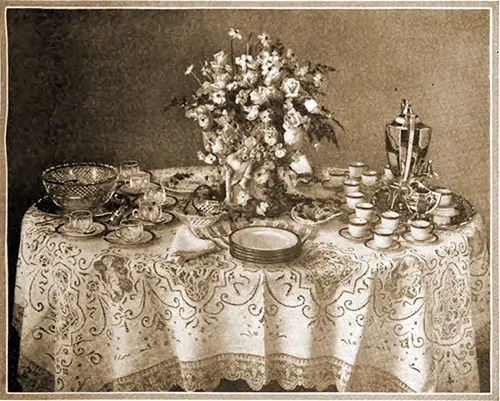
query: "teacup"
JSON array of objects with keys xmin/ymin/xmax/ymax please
[
  {"xmin": 132, "ymin": 201, "xmax": 163, "ymax": 223},
  {"xmin": 361, "ymin": 170, "xmax": 379, "ymax": 187},
  {"xmin": 67, "ymin": 210, "xmax": 94, "ymax": 234},
  {"xmin": 116, "ymin": 219, "xmax": 144, "ymax": 243},
  {"xmin": 373, "ymin": 228, "xmax": 395, "ymax": 249},
  {"xmin": 343, "ymin": 179, "xmax": 360, "ymax": 194},
  {"xmin": 349, "ymin": 162, "xmax": 367, "ymax": 179},
  {"xmin": 346, "ymin": 191, "xmax": 365, "ymax": 209},
  {"xmin": 348, "ymin": 217, "xmax": 369, "ymax": 238},
  {"xmin": 435, "ymin": 188, "xmax": 453, "ymax": 207},
  {"xmin": 432, "ymin": 214, "xmax": 452, "ymax": 226},
  {"xmin": 126, "ymin": 172, "xmax": 150, "ymax": 190},
  {"xmin": 120, "ymin": 160, "xmax": 140, "ymax": 179},
  {"xmin": 355, "ymin": 202, "xmax": 375, "ymax": 221},
  {"xmin": 327, "ymin": 168, "xmax": 348, "ymax": 187},
  {"xmin": 384, "ymin": 165, "xmax": 395, "ymax": 181},
  {"xmin": 143, "ymin": 186, "xmax": 168, "ymax": 204},
  {"xmin": 380, "ymin": 210, "xmax": 400, "ymax": 231},
  {"xmin": 410, "ymin": 220, "xmax": 434, "ymax": 241}
]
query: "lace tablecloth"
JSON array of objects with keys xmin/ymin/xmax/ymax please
[{"xmin": 13, "ymin": 197, "xmax": 490, "ymax": 393}]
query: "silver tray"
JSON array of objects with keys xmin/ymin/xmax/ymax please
[{"xmin": 372, "ymin": 187, "xmax": 475, "ymax": 228}]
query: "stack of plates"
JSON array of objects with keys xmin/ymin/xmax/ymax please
[{"xmin": 229, "ymin": 226, "xmax": 302, "ymax": 264}]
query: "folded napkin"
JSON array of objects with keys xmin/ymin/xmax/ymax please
[{"xmin": 167, "ymin": 226, "xmax": 217, "ymax": 263}]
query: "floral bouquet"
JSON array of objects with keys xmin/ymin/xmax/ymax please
[{"xmin": 175, "ymin": 29, "xmax": 342, "ymax": 217}]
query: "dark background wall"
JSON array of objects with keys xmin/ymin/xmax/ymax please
[{"xmin": 6, "ymin": 8, "xmax": 490, "ymax": 390}]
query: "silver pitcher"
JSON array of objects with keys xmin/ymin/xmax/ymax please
[
  {"xmin": 375, "ymin": 99, "xmax": 441, "ymax": 220},
  {"xmin": 386, "ymin": 99, "xmax": 432, "ymax": 181}
]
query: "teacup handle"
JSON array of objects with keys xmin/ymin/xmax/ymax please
[{"xmin": 132, "ymin": 209, "xmax": 140, "ymax": 219}]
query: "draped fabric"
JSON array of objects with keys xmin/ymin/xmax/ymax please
[{"xmin": 13, "ymin": 199, "xmax": 489, "ymax": 393}]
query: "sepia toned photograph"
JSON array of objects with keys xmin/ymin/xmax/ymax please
[{"xmin": 1, "ymin": 1, "xmax": 498, "ymax": 398}]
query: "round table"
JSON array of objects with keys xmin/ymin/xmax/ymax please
[{"xmin": 12, "ymin": 177, "xmax": 490, "ymax": 393}]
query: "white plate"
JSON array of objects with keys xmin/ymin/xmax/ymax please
[
  {"xmin": 104, "ymin": 229, "xmax": 155, "ymax": 245},
  {"xmin": 161, "ymin": 166, "xmax": 222, "ymax": 194},
  {"xmin": 402, "ymin": 232, "xmax": 439, "ymax": 245},
  {"xmin": 57, "ymin": 222, "xmax": 107, "ymax": 238},
  {"xmin": 229, "ymin": 226, "xmax": 300, "ymax": 252},
  {"xmin": 364, "ymin": 239, "xmax": 401, "ymax": 252}
]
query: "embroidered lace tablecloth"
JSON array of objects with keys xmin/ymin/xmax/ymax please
[{"xmin": 13, "ymin": 200, "xmax": 490, "ymax": 393}]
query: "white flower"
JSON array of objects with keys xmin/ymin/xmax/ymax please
[
  {"xmin": 284, "ymin": 129, "xmax": 301, "ymax": 145},
  {"xmin": 313, "ymin": 71, "xmax": 324, "ymax": 87},
  {"xmin": 211, "ymin": 139, "xmax": 224, "ymax": 154},
  {"xmin": 229, "ymin": 28, "xmax": 242, "ymax": 40},
  {"xmin": 250, "ymin": 87, "xmax": 269, "ymax": 105},
  {"xmin": 235, "ymin": 55, "xmax": 254, "ymax": 72},
  {"xmin": 184, "ymin": 64, "xmax": 194, "ymax": 75},
  {"xmin": 264, "ymin": 134, "xmax": 277, "ymax": 146},
  {"xmin": 211, "ymin": 51, "xmax": 229, "ymax": 72},
  {"xmin": 282, "ymin": 78, "xmax": 301, "ymax": 98},
  {"xmin": 290, "ymin": 154, "xmax": 313, "ymax": 174},
  {"xmin": 256, "ymin": 201, "xmax": 269, "ymax": 216},
  {"xmin": 285, "ymin": 108, "xmax": 306, "ymax": 128},
  {"xmin": 258, "ymin": 32, "xmax": 271, "ymax": 48},
  {"xmin": 296, "ymin": 65, "xmax": 309, "ymax": 77},
  {"xmin": 198, "ymin": 114, "xmax": 213, "ymax": 130},
  {"xmin": 263, "ymin": 67, "xmax": 282, "ymax": 86},
  {"xmin": 237, "ymin": 190, "xmax": 251, "ymax": 206},
  {"xmin": 244, "ymin": 136, "xmax": 258, "ymax": 149},
  {"xmin": 235, "ymin": 89, "xmax": 250, "ymax": 105},
  {"xmin": 245, "ymin": 105, "xmax": 259, "ymax": 121},
  {"xmin": 197, "ymin": 151, "xmax": 205, "ymax": 161},
  {"xmin": 204, "ymin": 153, "xmax": 217, "ymax": 165},
  {"xmin": 304, "ymin": 99, "xmax": 319, "ymax": 113},
  {"xmin": 259, "ymin": 110, "xmax": 272, "ymax": 123},
  {"xmin": 211, "ymin": 90, "xmax": 226, "ymax": 105},
  {"xmin": 275, "ymin": 145, "xmax": 287, "ymax": 158},
  {"xmin": 226, "ymin": 81, "xmax": 238, "ymax": 91},
  {"xmin": 242, "ymin": 70, "xmax": 259, "ymax": 86}
]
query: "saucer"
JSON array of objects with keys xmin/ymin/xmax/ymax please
[
  {"xmin": 138, "ymin": 194, "xmax": 178, "ymax": 208},
  {"xmin": 57, "ymin": 222, "xmax": 107, "ymax": 238},
  {"xmin": 364, "ymin": 239, "xmax": 401, "ymax": 252},
  {"xmin": 373, "ymin": 223, "xmax": 406, "ymax": 235},
  {"xmin": 347, "ymin": 213, "xmax": 380, "ymax": 224},
  {"xmin": 119, "ymin": 182, "xmax": 160, "ymax": 196},
  {"xmin": 402, "ymin": 232, "xmax": 438, "ymax": 245},
  {"xmin": 137, "ymin": 212, "xmax": 174, "ymax": 226},
  {"xmin": 104, "ymin": 229, "xmax": 155, "ymax": 245},
  {"xmin": 339, "ymin": 227, "xmax": 372, "ymax": 242}
]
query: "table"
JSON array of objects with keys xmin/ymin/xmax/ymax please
[{"xmin": 12, "ymin": 175, "xmax": 490, "ymax": 393}]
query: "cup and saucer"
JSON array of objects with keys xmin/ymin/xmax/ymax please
[
  {"xmin": 56, "ymin": 210, "xmax": 107, "ymax": 238},
  {"xmin": 104, "ymin": 219, "xmax": 155, "ymax": 245},
  {"xmin": 119, "ymin": 172, "xmax": 160, "ymax": 196},
  {"xmin": 339, "ymin": 217, "xmax": 373, "ymax": 242},
  {"xmin": 348, "ymin": 202, "xmax": 380, "ymax": 225},
  {"xmin": 364, "ymin": 227, "xmax": 402, "ymax": 252},
  {"xmin": 132, "ymin": 202, "xmax": 175, "ymax": 226},
  {"xmin": 401, "ymin": 220, "xmax": 438, "ymax": 245}
]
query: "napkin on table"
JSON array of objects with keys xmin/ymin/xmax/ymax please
[{"xmin": 167, "ymin": 225, "xmax": 217, "ymax": 263}]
